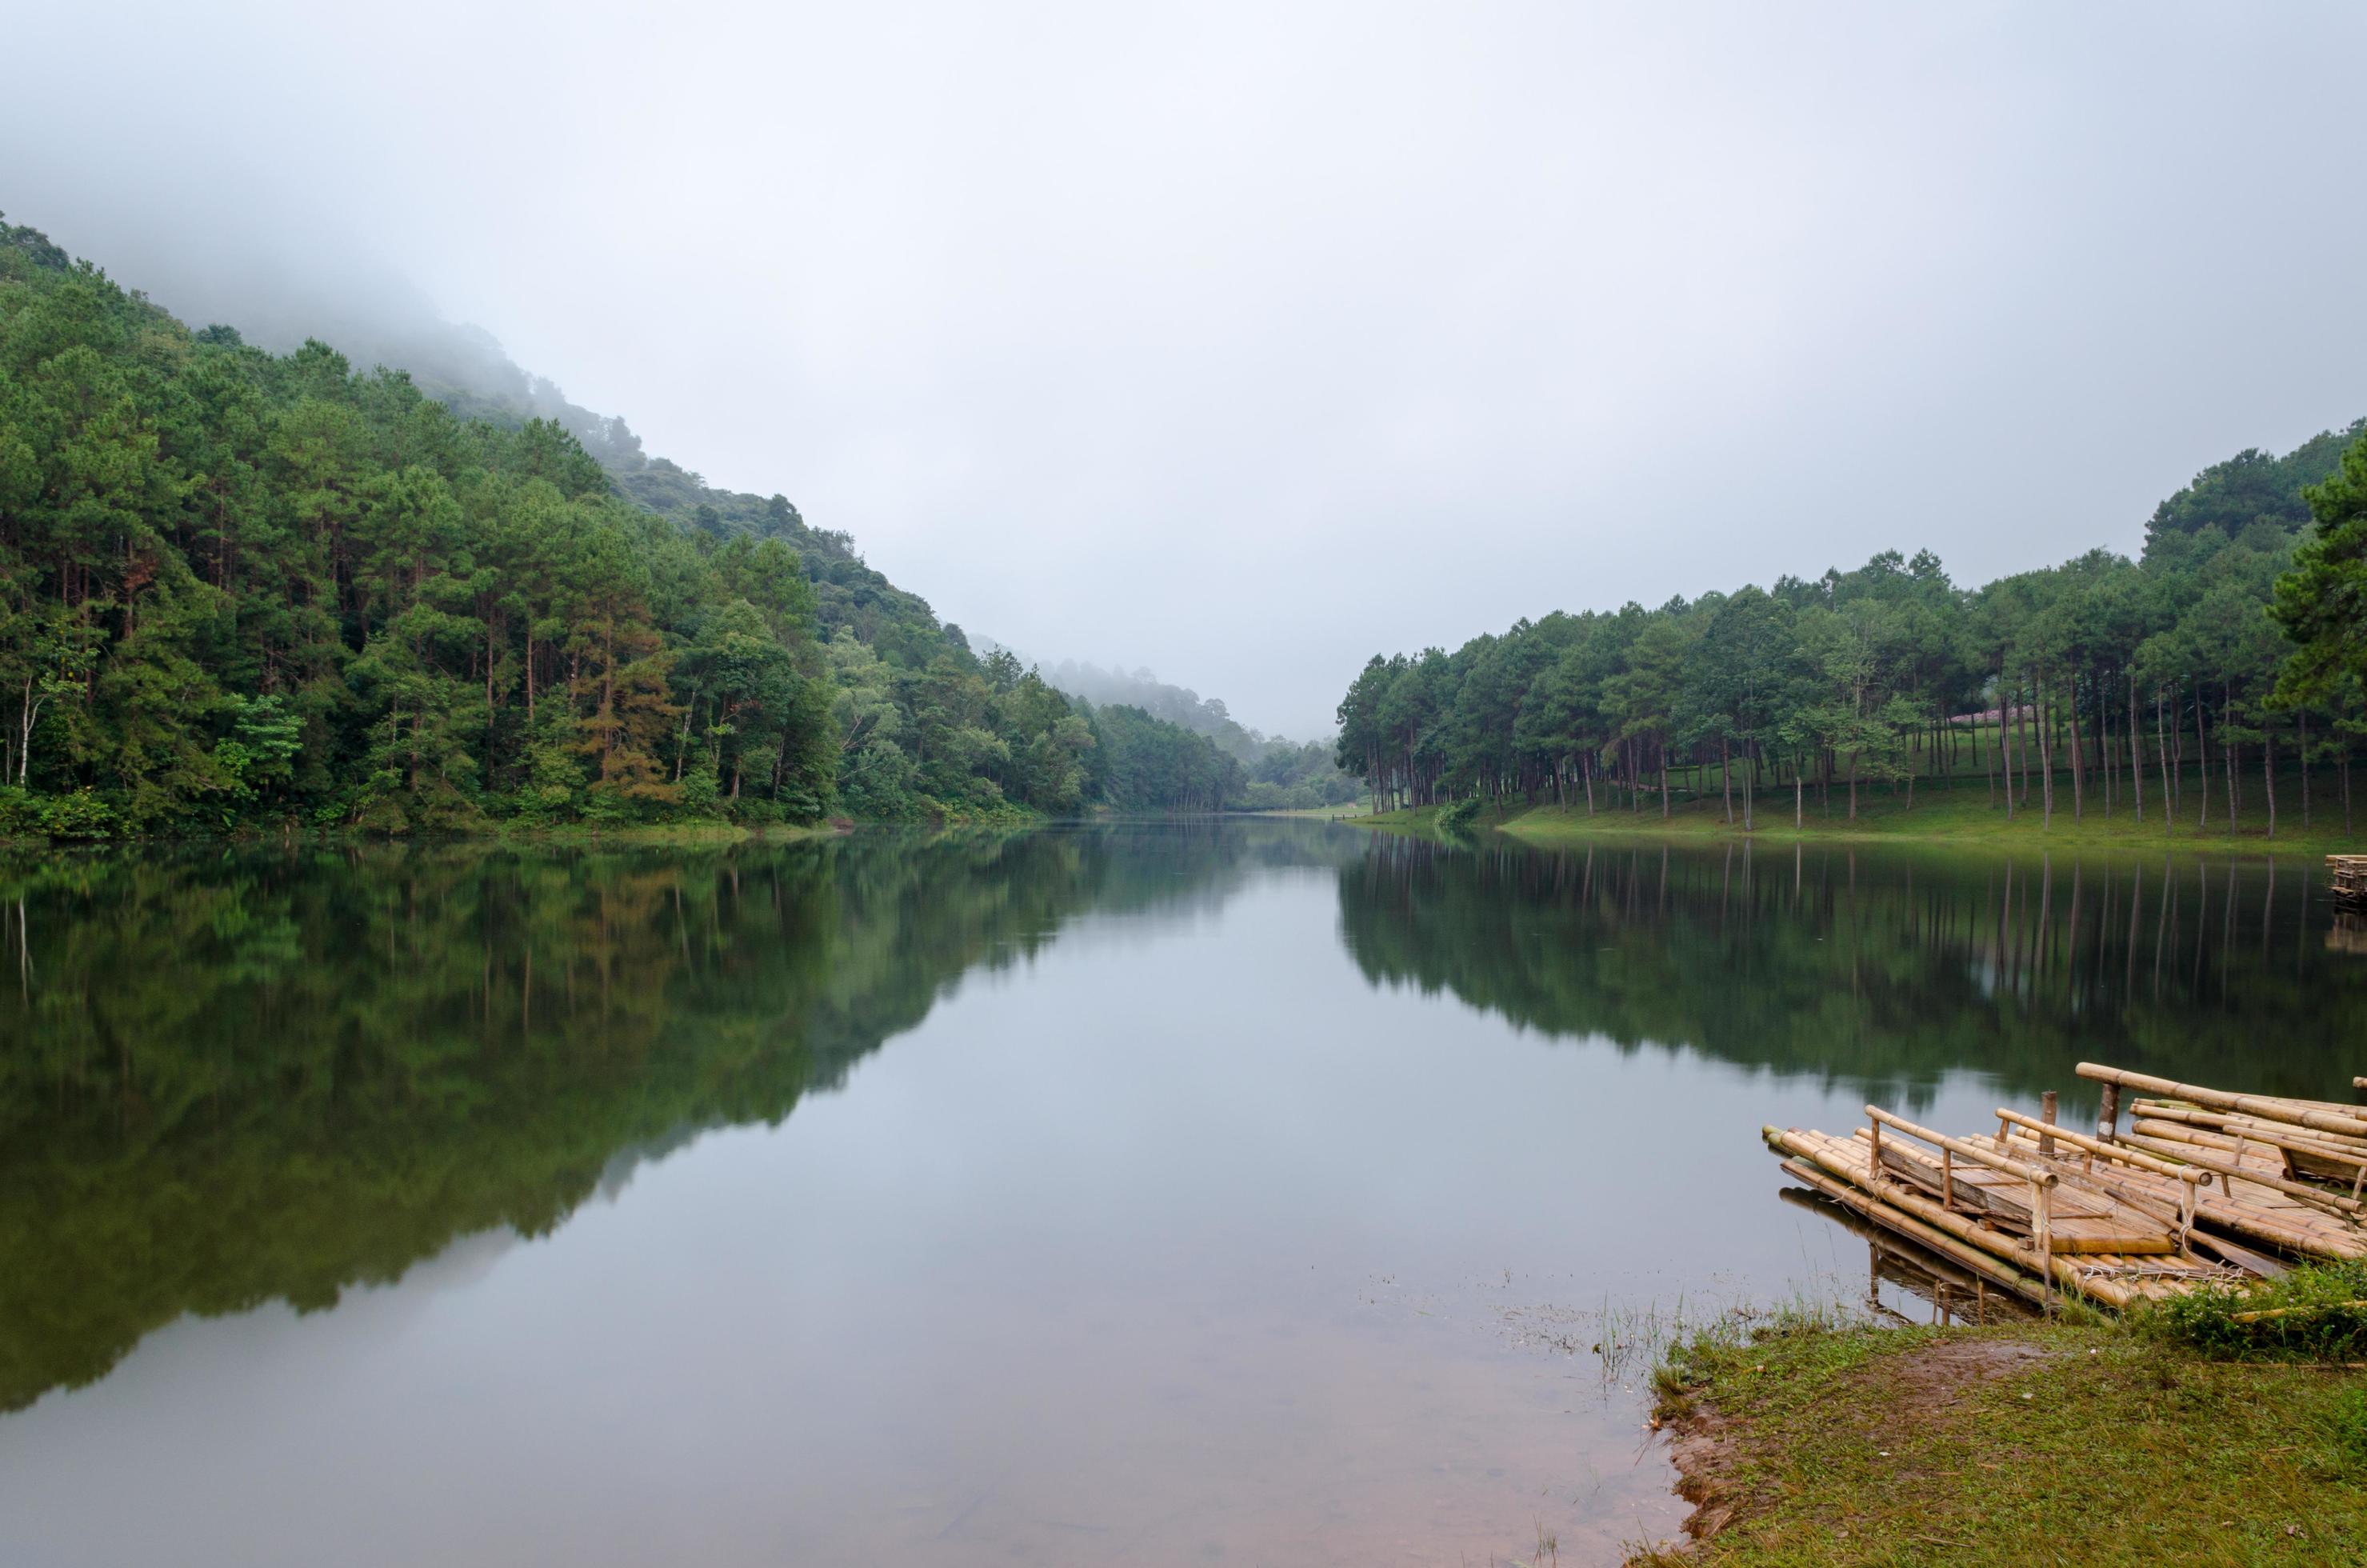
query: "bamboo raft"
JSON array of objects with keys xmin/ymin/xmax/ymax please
[
  {"xmin": 1764, "ymin": 1062, "xmax": 2367, "ymax": 1312},
  {"xmin": 1780, "ymin": 1187, "xmax": 2037, "ymax": 1325},
  {"xmin": 2332, "ymin": 855, "xmax": 2367, "ymax": 909}
]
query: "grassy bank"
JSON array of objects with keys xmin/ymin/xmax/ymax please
[
  {"xmin": 0, "ymin": 819, "xmax": 858, "ymax": 854},
  {"xmin": 1350, "ymin": 764, "xmax": 2367, "ymax": 858},
  {"xmin": 1235, "ymin": 804, "xmax": 1373, "ymax": 820},
  {"xmin": 1637, "ymin": 1316, "xmax": 2367, "ymax": 1565}
]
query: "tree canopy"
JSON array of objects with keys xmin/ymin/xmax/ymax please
[
  {"xmin": 1335, "ymin": 427, "xmax": 2367, "ymax": 838},
  {"xmin": 0, "ymin": 214, "xmax": 1242, "ymax": 832}
]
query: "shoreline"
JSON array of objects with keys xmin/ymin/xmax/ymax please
[
  {"xmin": 1347, "ymin": 795, "xmax": 2367, "ymax": 860},
  {"xmin": 0, "ymin": 819, "xmax": 855, "ymax": 854}
]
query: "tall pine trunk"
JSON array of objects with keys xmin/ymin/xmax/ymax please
[
  {"xmin": 2067, "ymin": 679, "xmax": 2085, "ymax": 823},
  {"xmin": 2222, "ymin": 684, "xmax": 2238, "ymax": 829},
  {"xmin": 2101, "ymin": 688, "xmax": 2113, "ymax": 818},
  {"xmin": 2129, "ymin": 677, "xmax": 2144, "ymax": 823},
  {"xmin": 2265, "ymin": 722, "xmax": 2277, "ymax": 839},
  {"xmin": 1985, "ymin": 710, "xmax": 1997, "ymax": 809},
  {"xmin": 2195, "ymin": 693, "xmax": 2209, "ymax": 830},
  {"xmin": 2016, "ymin": 686, "xmax": 2033, "ymax": 807},
  {"xmin": 2036, "ymin": 678, "xmax": 2055, "ymax": 829},
  {"xmin": 2301, "ymin": 711, "xmax": 2311, "ymax": 829}
]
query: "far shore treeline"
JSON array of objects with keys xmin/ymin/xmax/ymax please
[
  {"xmin": 1334, "ymin": 421, "xmax": 2367, "ymax": 838},
  {"xmin": 0, "ymin": 216, "xmax": 1358, "ymax": 838}
]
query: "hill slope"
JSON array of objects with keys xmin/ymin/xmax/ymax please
[{"xmin": 0, "ymin": 213, "xmax": 1241, "ymax": 830}]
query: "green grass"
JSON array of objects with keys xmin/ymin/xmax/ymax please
[
  {"xmin": 1637, "ymin": 1310, "xmax": 2367, "ymax": 1566},
  {"xmin": 1352, "ymin": 757, "xmax": 2367, "ymax": 858}
]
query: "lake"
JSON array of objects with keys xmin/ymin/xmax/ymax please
[{"xmin": 2, "ymin": 823, "xmax": 2359, "ymax": 1565}]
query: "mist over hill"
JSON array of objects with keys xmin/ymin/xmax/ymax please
[
  {"xmin": 84, "ymin": 221, "xmax": 1313, "ymax": 754},
  {"xmin": 0, "ymin": 212, "xmax": 1267, "ymax": 826}
]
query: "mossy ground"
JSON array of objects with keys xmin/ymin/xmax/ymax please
[{"xmin": 1635, "ymin": 1314, "xmax": 2367, "ymax": 1567}]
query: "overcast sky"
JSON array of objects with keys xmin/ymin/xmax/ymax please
[{"xmin": 10, "ymin": 2, "xmax": 2365, "ymax": 736}]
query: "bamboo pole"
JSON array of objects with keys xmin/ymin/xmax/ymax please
[
  {"xmin": 1781, "ymin": 1186, "xmax": 2035, "ymax": 1321},
  {"xmin": 1778, "ymin": 1158, "xmax": 2052, "ymax": 1310},
  {"xmin": 1858, "ymin": 1128, "xmax": 2066, "ymax": 1230},
  {"xmin": 2118, "ymin": 1131, "xmax": 2367, "ymax": 1219},
  {"xmin": 1765, "ymin": 1126, "xmax": 2104, "ymax": 1306},
  {"xmin": 1867, "ymin": 1106, "xmax": 2058, "ymax": 1189},
  {"xmin": 2001, "ymin": 1117, "xmax": 2203, "ymax": 1254},
  {"xmin": 1998, "ymin": 1110, "xmax": 2208, "ymax": 1188},
  {"xmin": 2032, "ymin": 1174, "xmax": 2053, "ymax": 1307},
  {"xmin": 2136, "ymin": 1102, "xmax": 2367, "ymax": 1150},
  {"xmin": 2179, "ymin": 1198, "xmax": 2362, "ymax": 1262},
  {"xmin": 2131, "ymin": 1105, "xmax": 2367, "ymax": 1169},
  {"xmin": 2229, "ymin": 1299, "xmax": 2367, "ymax": 1325},
  {"xmin": 2076, "ymin": 1063, "xmax": 2367, "ymax": 1141}
]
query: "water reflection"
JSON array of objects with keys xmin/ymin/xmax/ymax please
[
  {"xmin": 0, "ymin": 824, "xmax": 2359, "ymax": 1566},
  {"xmin": 1778, "ymin": 1188, "xmax": 2037, "ymax": 1328},
  {"xmin": 0, "ymin": 826, "xmax": 1344, "ymax": 1413},
  {"xmin": 1339, "ymin": 835, "xmax": 2363, "ymax": 1109}
]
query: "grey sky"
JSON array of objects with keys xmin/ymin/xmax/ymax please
[{"xmin": 10, "ymin": 2, "xmax": 2365, "ymax": 737}]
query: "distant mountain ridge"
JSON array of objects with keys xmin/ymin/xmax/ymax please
[{"xmin": 1036, "ymin": 660, "xmax": 1282, "ymax": 760}]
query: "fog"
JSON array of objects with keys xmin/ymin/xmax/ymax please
[{"xmin": 9, "ymin": 2, "xmax": 2365, "ymax": 737}]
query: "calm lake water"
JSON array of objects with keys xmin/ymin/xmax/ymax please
[{"xmin": 2, "ymin": 822, "xmax": 2361, "ymax": 1565}]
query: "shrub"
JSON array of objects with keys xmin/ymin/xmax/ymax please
[
  {"xmin": 1437, "ymin": 795, "xmax": 1481, "ymax": 832},
  {"xmin": 2151, "ymin": 1260, "xmax": 2367, "ymax": 1361},
  {"xmin": 38, "ymin": 789, "xmax": 118, "ymax": 840}
]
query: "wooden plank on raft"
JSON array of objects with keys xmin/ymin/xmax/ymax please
[
  {"xmin": 1752, "ymin": 1071, "xmax": 2367, "ymax": 1312},
  {"xmin": 2077, "ymin": 1063, "xmax": 2367, "ymax": 1142},
  {"xmin": 1768, "ymin": 1127, "xmax": 2244, "ymax": 1310},
  {"xmin": 1851, "ymin": 1126, "xmax": 2177, "ymax": 1253},
  {"xmin": 1769, "ymin": 1129, "xmax": 2077, "ymax": 1300},
  {"xmin": 2121, "ymin": 1127, "xmax": 2367, "ymax": 1219},
  {"xmin": 1997, "ymin": 1128, "xmax": 2304, "ymax": 1273},
  {"xmin": 2131, "ymin": 1102, "xmax": 2367, "ymax": 1186}
]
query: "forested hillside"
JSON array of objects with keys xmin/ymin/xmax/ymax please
[
  {"xmin": 0, "ymin": 215, "xmax": 1241, "ymax": 833},
  {"xmin": 1335, "ymin": 422, "xmax": 2367, "ymax": 837},
  {"xmin": 1042, "ymin": 659, "xmax": 1273, "ymax": 756},
  {"xmin": 1042, "ymin": 658, "xmax": 1360, "ymax": 810}
]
